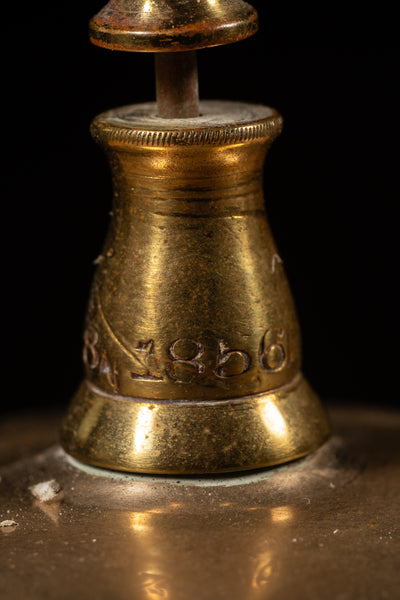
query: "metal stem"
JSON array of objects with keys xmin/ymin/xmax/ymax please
[{"xmin": 155, "ymin": 51, "xmax": 199, "ymax": 118}]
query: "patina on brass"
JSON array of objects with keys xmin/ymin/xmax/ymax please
[
  {"xmin": 89, "ymin": 0, "xmax": 259, "ymax": 52},
  {"xmin": 61, "ymin": 0, "xmax": 330, "ymax": 473},
  {"xmin": 89, "ymin": 0, "xmax": 259, "ymax": 118}
]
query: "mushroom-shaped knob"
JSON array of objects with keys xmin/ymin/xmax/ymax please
[{"xmin": 89, "ymin": 0, "xmax": 258, "ymax": 52}]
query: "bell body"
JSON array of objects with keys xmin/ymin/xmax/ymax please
[{"xmin": 61, "ymin": 101, "xmax": 330, "ymax": 473}]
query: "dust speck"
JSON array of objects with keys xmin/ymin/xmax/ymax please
[
  {"xmin": 93, "ymin": 254, "xmax": 104, "ymax": 265},
  {"xmin": 0, "ymin": 520, "xmax": 18, "ymax": 528},
  {"xmin": 29, "ymin": 480, "xmax": 63, "ymax": 503},
  {"xmin": 271, "ymin": 253, "xmax": 283, "ymax": 274}
]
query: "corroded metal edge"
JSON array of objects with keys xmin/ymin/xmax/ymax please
[{"xmin": 89, "ymin": 1, "xmax": 258, "ymax": 53}]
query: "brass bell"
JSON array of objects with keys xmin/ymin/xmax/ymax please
[{"xmin": 61, "ymin": 0, "xmax": 330, "ymax": 474}]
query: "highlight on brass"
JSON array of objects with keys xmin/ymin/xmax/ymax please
[
  {"xmin": 120, "ymin": 501, "xmax": 292, "ymax": 599},
  {"xmin": 89, "ymin": 0, "xmax": 259, "ymax": 52},
  {"xmin": 61, "ymin": 0, "xmax": 330, "ymax": 474}
]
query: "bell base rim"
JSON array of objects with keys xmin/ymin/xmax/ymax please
[{"xmin": 61, "ymin": 375, "xmax": 331, "ymax": 475}]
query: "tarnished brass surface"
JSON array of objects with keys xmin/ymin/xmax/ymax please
[
  {"xmin": 89, "ymin": 0, "xmax": 258, "ymax": 52},
  {"xmin": 61, "ymin": 101, "xmax": 330, "ymax": 473},
  {"xmin": 78, "ymin": 102, "xmax": 291, "ymax": 401},
  {"xmin": 1, "ymin": 406, "xmax": 399, "ymax": 599}
]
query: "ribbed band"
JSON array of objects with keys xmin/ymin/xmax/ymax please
[{"xmin": 91, "ymin": 100, "xmax": 283, "ymax": 148}]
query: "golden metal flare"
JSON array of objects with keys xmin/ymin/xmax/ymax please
[{"xmin": 61, "ymin": 101, "xmax": 330, "ymax": 473}]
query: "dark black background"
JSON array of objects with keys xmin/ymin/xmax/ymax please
[{"xmin": 2, "ymin": 2, "xmax": 399, "ymax": 416}]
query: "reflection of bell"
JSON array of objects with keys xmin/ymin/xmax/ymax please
[{"xmin": 60, "ymin": 0, "xmax": 330, "ymax": 474}]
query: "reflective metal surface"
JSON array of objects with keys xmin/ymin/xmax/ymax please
[
  {"xmin": 89, "ymin": 0, "xmax": 258, "ymax": 52},
  {"xmin": 62, "ymin": 374, "xmax": 330, "ymax": 474},
  {"xmin": 60, "ymin": 101, "xmax": 330, "ymax": 473},
  {"xmin": 1, "ymin": 406, "xmax": 399, "ymax": 599}
]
